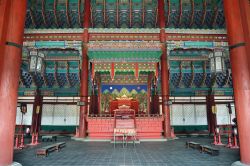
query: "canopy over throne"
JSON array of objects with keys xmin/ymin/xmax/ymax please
[{"xmin": 110, "ymin": 94, "xmax": 139, "ymax": 114}]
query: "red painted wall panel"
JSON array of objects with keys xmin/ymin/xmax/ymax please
[{"xmin": 87, "ymin": 117, "xmax": 163, "ymax": 139}]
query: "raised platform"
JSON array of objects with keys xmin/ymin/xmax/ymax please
[
  {"xmin": 71, "ymin": 137, "xmax": 111, "ymax": 142},
  {"xmin": 87, "ymin": 115, "xmax": 164, "ymax": 139},
  {"xmin": 71, "ymin": 137, "xmax": 171, "ymax": 142}
]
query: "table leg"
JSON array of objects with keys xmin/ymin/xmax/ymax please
[
  {"xmin": 122, "ymin": 135, "xmax": 124, "ymax": 148},
  {"xmin": 114, "ymin": 134, "xmax": 116, "ymax": 148}
]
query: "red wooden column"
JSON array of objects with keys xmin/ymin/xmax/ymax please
[
  {"xmin": 79, "ymin": 45, "xmax": 88, "ymax": 138},
  {"xmin": 147, "ymin": 73, "xmax": 153, "ymax": 114},
  {"xmin": 0, "ymin": 0, "xmax": 27, "ymax": 165},
  {"xmin": 223, "ymin": 0, "xmax": 250, "ymax": 165},
  {"xmin": 158, "ymin": 0, "xmax": 165, "ymax": 29},
  {"xmin": 79, "ymin": 0, "xmax": 91, "ymax": 138},
  {"xmin": 89, "ymin": 95, "xmax": 94, "ymax": 114},
  {"xmin": 89, "ymin": 77, "xmax": 94, "ymax": 114},
  {"xmin": 31, "ymin": 92, "xmax": 43, "ymax": 134},
  {"xmin": 93, "ymin": 95, "xmax": 98, "ymax": 114},
  {"xmin": 97, "ymin": 74, "xmax": 101, "ymax": 115},
  {"xmin": 206, "ymin": 95, "xmax": 216, "ymax": 134},
  {"xmin": 161, "ymin": 45, "xmax": 171, "ymax": 138},
  {"xmin": 239, "ymin": 0, "xmax": 250, "ymax": 66},
  {"xmin": 154, "ymin": 94, "xmax": 159, "ymax": 114},
  {"xmin": 89, "ymin": 94, "xmax": 93, "ymax": 114},
  {"xmin": 206, "ymin": 95, "xmax": 212, "ymax": 134},
  {"xmin": 151, "ymin": 88, "xmax": 159, "ymax": 114},
  {"xmin": 90, "ymin": 87, "xmax": 98, "ymax": 114},
  {"xmin": 0, "ymin": 0, "xmax": 10, "ymax": 55},
  {"xmin": 158, "ymin": 0, "xmax": 171, "ymax": 138}
]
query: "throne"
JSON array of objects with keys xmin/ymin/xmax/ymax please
[{"xmin": 110, "ymin": 95, "xmax": 139, "ymax": 114}]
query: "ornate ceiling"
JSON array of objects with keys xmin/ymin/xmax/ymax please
[
  {"xmin": 19, "ymin": 48, "xmax": 233, "ymax": 97},
  {"xmin": 19, "ymin": 49, "xmax": 81, "ymax": 96},
  {"xmin": 25, "ymin": 0, "xmax": 225, "ymax": 29},
  {"xmin": 168, "ymin": 49, "xmax": 232, "ymax": 96},
  {"xmin": 20, "ymin": 0, "xmax": 230, "ymax": 97}
]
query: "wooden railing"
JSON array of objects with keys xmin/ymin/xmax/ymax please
[{"xmin": 88, "ymin": 114, "xmax": 162, "ymax": 118}]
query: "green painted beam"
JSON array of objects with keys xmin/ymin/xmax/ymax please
[{"xmin": 88, "ymin": 51, "xmax": 162, "ymax": 62}]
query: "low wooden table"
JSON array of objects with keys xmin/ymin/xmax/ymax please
[
  {"xmin": 186, "ymin": 141, "xmax": 201, "ymax": 150},
  {"xmin": 200, "ymin": 145, "xmax": 219, "ymax": 156},
  {"xmin": 55, "ymin": 142, "xmax": 66, "ymax": 151},
  {"xmin": 36, "ymin": 142, "xmax": 66, "ymax": 157},
  {"xmin": 42, "ymin": 135, "xmax": 57, "ymax": 142},
  {"xmin": 36, "ymin": 145, "xmax": 57, "ymax": 157}
]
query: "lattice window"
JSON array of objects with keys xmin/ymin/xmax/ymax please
[
  {"xmin": 65, "ymin": 105, "xmax": 79, "ymax": 125},
  {"xmin": 41, "ymin": 104, "xmax": 54, "ymax": 125},
  {"xmin": 53, "ymin": 105, "xmax": 66, "ymax": 125},
  {"xmin": 41, "ymin": 104, "xmax": 79, "ymax": 126},
  {"xmin": 171, "ymin": 104, "xmax": 207, "ymax": 126},
  {"xmin": 216, "ymin": 104, "xmax": 236, "ymax": 125},
  {"xmin": 195, "ymin": 105, "xmax": 207, "ymax": 125},
  {"xmin": 171, "ymin": 104, "xmax": 184, "ymax": 125},
  {"xmin": 183, "ymin": 104, "xmax": 196, "ymax": 125}
]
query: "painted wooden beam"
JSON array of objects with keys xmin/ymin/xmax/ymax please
[
  {"xmin": 201, "ymin": 62, "xmax": 207, "ymax": 87},
  {"xmin": 66, "ymin": 62, "xmax": 71, "ymax": 87},
  {"xmin": 178, "ymin": 0, "xmax": 183, "ymax": 26},
  {"xmin": 189, "ymin": 62, "xmax": 195, "ymax": 87},
  {"xmin": 155, "ymin": 7, "xmax": 158, "ymax": 28},
  {"xmin": 53, "ymin": 0, "xmax": 59, "ymax": 27},
  {"xmin": 178, "ymin": 62, "xmax": 183, "ymax": 87},
  {"xmin": 212, "ymin": 6, "xmax": 218, "ymax": 28},
  {"xmin": 189, "ymin": 0, "xmax": 195, "ymax": 27},
  {"xmin": 42, "ymin": 70, "xmax": 48, "ymax": 87},
  {"xmin": 116, "ymin": 0, "xmax": 119, "ymax": 27},
  {"xmin": 83, "ymin": 0, "xmax": 91, "ymax": 28},
  {"xmin": 142, "ymin": 0, "xmax": 145, "ymax": 27},
  {"xmin": 23, "ymin": 32, "xmax": 227, "ymax": 42},
  {"xmin": 158, "ymin": 0, "xmax": 165, "ymax": 28},
  {"xmin": 103, "ymin": 0, "xmax": 107, "ymax": 27},
  {"xmin": 201, "ymin": 0, "xmax": 207, "ymax": 26},
  {"xmin": 166, "ymin": 0, "xmax": 171, "ymax": 27},
  {"xmin": 78, "ymin": 0, "xmax": 82, "ymax": 27},
  {"xmin": 54, "ymin": 62, "xmax": 59, "ymax": 86},
  {"xmin": 66, "ymin": 0, "xmax": 71, "ymax": 27},
  {"xmin": 129, "ymin": 0, "xmax": 132, "ymax": 28},
  {"xmin": 29, "ymin": 9, "xmax": 37, "ymax": 28},
  {"xmin": 41, "ymin": 0, "xmax": 47, "ymax": 27},
  {"xmin": 90, "ymin": 3, "xmax": 94, "ymax": 28}
]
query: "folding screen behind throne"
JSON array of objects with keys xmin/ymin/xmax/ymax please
[{"xmin": 110, "ymin": 94, "xmax": 139, "ymax": 115}]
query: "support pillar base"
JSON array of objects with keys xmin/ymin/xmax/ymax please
[
  {"xmin": 27, "ymin": 142, "xmax": 40, "ymax": 146},
  {"xmin": 71, "ymin": 137, "xmax": 88, "ymax": 142},
  {"xmin": 231, "ymin": 161, "xmax": 250, "ymax": 166},
  {"xmin": 10, "ymin": 162, "xmax": 22, "ymax": 166},
  {"xmin": 166, "ymin": 137, "xmax": 179, "ymax": 141}
]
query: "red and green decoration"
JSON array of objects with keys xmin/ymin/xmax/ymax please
[
  {"xmin": 92, "ymin": 62, "xmax": 159, "ymax": 81},
  {"xmin": 101, "ymin": 85, "xmax": 148, "ymax": 113},
  {"xmin": 88, "ymin": 51, "xmax": 161, "ymax": 62},
  {"xmin": 25, "ymin": 0, "xmax": 224, "ymax": 29}
]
